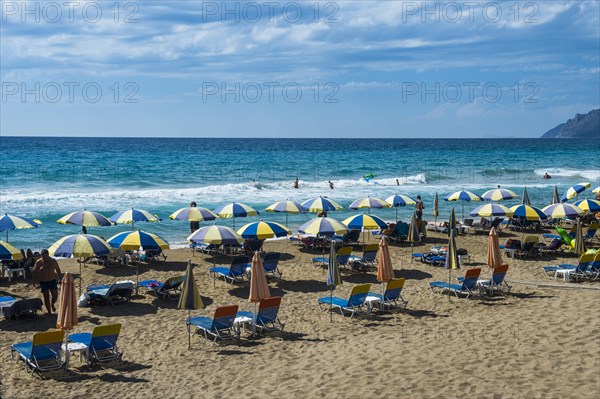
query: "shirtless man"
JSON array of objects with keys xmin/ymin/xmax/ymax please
[{"xmin": 33, "ymin": 249, "xmax": 62, "ymax": 315}]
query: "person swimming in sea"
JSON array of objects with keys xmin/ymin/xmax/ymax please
[
  {"xmin": 543, "ymin": 172, "xmax": 552, "ymax": 179},
  {"xmin": 328, "ymin": 180, "xmax": 334, "ymax": 189},
  {"xmin": 293, "ymin": 177, "xmax": 299, "ymax": 189}
]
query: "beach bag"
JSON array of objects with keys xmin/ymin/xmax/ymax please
[
  {"xmin": 505, "ymin": 239, "xmax": 520, "ymax": 249},
  {"xmin": 77, "ymin": 292, "xmax": 90, "ymax": 307},
  {"xmin": 457, "ymin": 248, "xmax": 468, "ymax": 256}
]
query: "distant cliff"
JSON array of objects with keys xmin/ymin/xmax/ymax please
[{"xmin": 541, "ymin": 109, "xmax": 600, "ymax": 138}]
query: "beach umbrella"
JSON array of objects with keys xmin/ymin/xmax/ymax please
[
  {"xmin": 448, "ymin": 207, "xmax": 457, "ymax": 237},
  {"xmin": 110, "ymin": 208, "xmax": 160, "ymax": 231},
  {"xmin": 248, "ymin": 252, "xmax": 271, "ymax": 335},
  {"xmin": 301, "ymin": 196, "xmax": 344, "ymax": 213},
  {"xmin": 573, "ymin": 220, "xmax": 586, "ymax": 255},
  {"xmin": 48, "ymin": 234, "xmax": 112, "ymax": 295},
  {"xmin": 187, "ymin": 225, "xmax": 243, "ymax": 245},
  {"xmin": 407, "ymin": 211, "xmax": 421, "ymax": 258},
  {"xmin": 56, "ymin": 272, "xmax": 78, "ymax": 369},
  {"xmin": 445, "ymin": 190, "xmax": 481, "ymax": 221},
  {"xmin": 377, "ymin": 237, "xmax": 394, "ymax": 308},
  {"xmin": 179, "ymin": 259, "xmax": 204, "ymax": 349},
  {"xmin": 481, "ymin": 188, "xmax": 518, "ymax": 202},
  {"xmin": 444, "ymin": 228, "xmax": 460, "ymax": 302},
  {"xmin": 521, "ymin": 187, "xmax": 531, "ymax": 206},
  {"xmin": 573, "ymin": 199, "xmax": 600, "ymax": 213},
  {"xmin": 342, "ymin": 214, "xmax": 388, "ymax": 231},
  {"xmin": 487, "ymin": 227, "xmax": 503, "ymax": 269},
  {"xmin": 57, "ymin": 210, "xmax": 112, "ymax": 233},
  {"xmin": 0, "ymin": 240, "xmax": 23, "ymax": 261},
  {"xmin": 349, "ymin": 196, "xmax": 391, "ymax": 214},
  {"xmin": 325, "ymin": 243, "xmax": 342, "ymax": 322},
  {"xmin": 237, "ymin": 221, "xmax": 291, "ymax": 240},
  {"xmin": 432, "ymin": 193, "xmax": 439, "ymax": 224},
  {"xmin": 562, "ymin": 182, "xmax": 591, "ymax": 202},
  {"xmin": 265, "ymin": 200, "xmax": 307, "ymax": 226},
  {"xmin": 170, "ymin": 207, "xmax": 219, "ymax": 222},
  {"xmin": 552, "ymin": 185, "xmax": 561, "ymax": 204},
  {"xmin": 0, "ymin": 213, "xmax": 41, "ymax": 242},
  {"xmin": 470, "ymin": 203, "xmax": 514, "ymax": 218},
  {"xmin": 298, "ymin": 217, "xmax": 348, "ymax": 237},
  {"xmin": 542, "ymin": 203, "xmax": 583, "ymax": 220},
  {"xmin": 593, "ymin": 187, "xmax": 600, "ymax": 194},
  {"xmin": 385, "ymin": 194, "xmax": 416, "ymax": 221},
  {"xmin": 509, "ymin": 204, "xmax": 548, "ymax": 221},
  {"xmin": 213, "ymin": 202, "xmax": 258, "ymax": 229}
]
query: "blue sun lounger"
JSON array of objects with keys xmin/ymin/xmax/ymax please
[
  {"xmin": 543, "ymin": 252, "xmax": 595, "ymax": 281},
  {"xmin": 68, "ymin": 324, "xmax": 123, "ymax": 364},
  {"xmin": 138, "ymin": 275, "xmax": 185, "ymax": 300},
  {"xmin": 367, "ymin": 278, "xmax": 408, "ymax": 310},
  {"xmin": 209, "ymin": 256, "xmax": 250, "ymax": 285},
  {"xmin": 10, "ymin": 330, "xmax": 65, "ymax": 373},
  {"xmin": 187, "ymin": 305, "xmax": 239, "ymax": 342},
  {"xmin": 317, "ymin": 284, "xmax": 371, "ymax": 318},
  {"xmin": 263, "ymin": 253, "xmax": 282, "ymax": 278},
  {"xmin": 236, "ymin": 296, "xmax": 285, "ymax": 333},
  {"xmin": 465, "ymin": 264, "xmax": 511, "ymax": 295},
  {"xmin": 429, "ymin": 268, "xmax": 481, "ymax": 298}
]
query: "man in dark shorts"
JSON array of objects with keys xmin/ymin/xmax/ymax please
[
  {"xmin": 32, "ymin": 249, "xmax": 62, "ymax": 315},
  {"xmin": 189, "ymin": 201, "xmax": 200, "ymax": 233}
]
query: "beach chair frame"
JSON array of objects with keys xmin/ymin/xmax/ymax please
[
  {"xmin": 10, "ymin": 330, "xmax": 65, "ymax": 373},
  {"xmin": 318, "ymin": 284, "xmax": 371, "ymax": 318},
  {"xmin": 187, "ymin": 305, "xmax": 239, "ymax": 342}
]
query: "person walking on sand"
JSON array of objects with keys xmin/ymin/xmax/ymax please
[
  {"xmin": 294, "ymin": 177, "xmax": 299, "ymax": 189},
  {"xmin": 32, "ymin": 249, "xmax": 62, "ymax": 315},
  {"xmin": 415, "ymin": 195, "xmax": 424, "ymax": 222}
]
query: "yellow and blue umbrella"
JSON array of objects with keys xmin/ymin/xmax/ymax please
[
  {"xmin": 481, "ymin": 188, "xmax": 518, "ymax": 201},
  {"xmin": 0, "ymin": 213, "xmax": 41, "ymax": 242},
  {"xmin": 593, "ymin": 186, "xmax": 600, "ymax": 194},
  {"xmin": 179, "ymin": 260, "xmax": 203, "ymax": 349},
  {"xmin": 110, "ymin": 208, "xmax": 160, "ymax": 230},
  {"xmin": 552, "ymin": 185, "xmax": 561, "ymax": 204},
  {"xmin": 237, "ymin": 221, "xmax": 291, "ymax": 240},
  {"xmin": 298, "ymin": 217, "xmax": 348, "ymax": 237},
  {"xmin": 107, "ymin": 230, "xmax": 170, "ymax": 251},
  {"xmin": 509, "ymin": 204, "xmax": 548, "ymax": 221},
  {"xmin": 57, "ymin": 210, "xmax": 112, "ymax": 228},
  {"xmin": 573, "ymin": 199, "xmax": 600, "ymax": 213},
  {"xmin": 301, "ymin": 196, "xmax": 344, "ymax": 213},
  {"xmin": 521, "ymin": 187, "xmax": 531, "ymax": 206},
  {"xmin": 542, "ymin": 203, "xmax": 583, "ymax": 220},
  {"xmin": 213, "ymin": 202, "xmax": 258, "ymax": 229},
  {"xmin": 562, "ymin": 182, "xmax": 591, "ymax": 202},
  {"xmin": 342, "ymin": 214, "xmax": 388, "ymax": 231},
  {"xmin": 470, "ymin": 203, "xmax": 514, "ymax": 218},
  {"xmin": 385, "ymin": 194, "xmax": 416, "ymax": 221},
  {"xmin": 445, "ymin": 190, "xmax": 481, "ymax": 221},
  {"xmin": 266, "ymin": 200, "xmax": 307, "ymax": 226},
  {"xmin": 187, "ymin": 225, "xmax": 243, "ymax": 245},
  {"xmin": 0, "ymin": 240, "xmax": 23, "ymax": 260},
  {"xmin": 349, "ymin": 196, "xmax": 391, "ymax": 212},
  {"xmin": 170, "ymin": 207, "xmax": 219, "ymax": 222}
]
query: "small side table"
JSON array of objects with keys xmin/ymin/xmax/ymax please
[
  {"xmin": 62, "ymin": 342, "xmax": 89, "ymax": 369},
  {"xmin": 364, "ymin": 295, "xmax": 381, "ymax": 314},
  {"xmin": 233, "ymin": 316, "xmax": 252, "ymax": 336}
]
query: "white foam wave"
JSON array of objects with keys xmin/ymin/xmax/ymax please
[{"xmin": 534, "ymin": 168, "xmax": 600, "ymax": 181}]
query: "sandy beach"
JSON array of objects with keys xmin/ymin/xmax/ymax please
[{"xmin": 1, "ymin": 227, "xmax": 599, "ymax": 399}]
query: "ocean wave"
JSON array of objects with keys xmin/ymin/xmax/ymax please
[{"xmin": 534, "ymin": 168, "xmax": 600, "ymax": 181}]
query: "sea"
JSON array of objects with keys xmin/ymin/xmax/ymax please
[{"xmin": 1, "ymin": 137, "xmax": 599, "ymax": 250}]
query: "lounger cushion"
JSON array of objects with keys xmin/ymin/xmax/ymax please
[
  {"xmin": 429, "ymin": 282, "xmax": 465, "ymax": 291},
  {"xmin": 11, "ymin": 342, "xmax": 58, "ymax": 361},
  {"xmin": 69, "ymin": 332, "xmax": 93, "ymax": 347},
  {"xmin": 317, "ymin": 296, "xmax": 349, "ymax": 308},
  {"xmin": 138, "ymin": 280, "xmax": 164, "ymax": 289},
  {"xmin": 188, "ymin": 316, "xmax": 214, "ymax": 330}
]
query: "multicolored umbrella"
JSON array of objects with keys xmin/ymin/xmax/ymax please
[
  {"xmin": 0, "ymin": 240, "xmax": 23, "ymax": 261},
  {"xmin": 56, "ymin": 272, "xmax": 78, "ymax": 369},
  {"xmin": 445, "ymin": 190, "xmax": 481, "ymax": 221},
  {"xmin": 444, "ymin": 226, "xmax": 460, "ymax": 302},
  {"xmin": 57, "ymin": 210, "xmax": 112, "ymax": 229},
  {"xmin": 170, "ymin": 207, "xmax": 219, "ymax": 222},
  {"xmin": 470, "ymin": 203, "xmax": 514, "ymax": 218},
  {"xmin": 521, "ymin": 187, "xmax": 531, "ymax": 206},
  {"xmin": 552, "ymin": 185, "xmax": 561, "ymax": 205},
  {"xmin": 593, "ymin": 186, "xmax": 600, "ymax": 194},
  {"xmin": 487, "ymin": 227, "xmax": 503, "ymax": 269},
  {"xmin": 432, "ymin": 193, "xmax": 439, "ymax": 223},
  {"xmin": 573, "ymin": 199, "xmax": 600, "ymax": 213},
  {"xmin": 481, "ymin": 188, "xmax": 518, "ymax": 201},
  {"xmin": 509, "ymin": 204, "xmax": 548, "ymax": 221},
  {"xmin": 562, "ymin": 182, "xmax": 591, "ymax": 202},
  {"xmin": 0, "ymin": 213, "xmax": 41, "ymax": 242},
  {"xmin": 248, "ymin": 252, "xmax": 271, "ymax": 335},
  {"xmin": 213, "ymin": 202, "xmax": 258, "ymax": 229},
  {"xmin": 301, "ymin": 196, "xmax": 344, "ymax": 213},
  {"xmin": 407, "ymin": 211, "xmax": 420, "ymax": 257},
  {"xmin": 110, "ymin": 208, "xmax": 160, "ymax": 230},
  {"xmin": 187, "ymin": 225, "xmax": 243, "ymax": 245},
  {"xmin": 265, "ymin": 200, "xmax": 307, "ymax": 226},
  {"xmin": 349, "ymin": 196, "xmax": 391, "ymax": 213},
  {"xmin": 237, "ymin": 221, "xmax": 291, "ymax": 240},
  {"xmin": 107, "ymin": 230, "xmax": 169, "ymax": 251},
  {"xmin": 542, "ymin": 203, "xmax": 583, "ymax": 220},
  {"xmin": 179, "ymin": 259, "xmax": 204, "ymax": 349},
  {"xmin": 342, "ymin": 214, "xmax": 388, "ymax": 231},
  {"xmin": 325, "ymin": 243, "xmax": 342, "ymax": 322},
  {"xmin": 385, "ymin": 194, "xmax": 416, "ymax": 221},
  {"xmin": 573, "ymin": 220, "xmax": 586, "ymax": 255},
  {"xmin": 298, "ymin": 217, "xmax": 348, "ymax": 237}
]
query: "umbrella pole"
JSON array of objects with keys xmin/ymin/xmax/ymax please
[
  {"xmin": 448, "ymin": 269, "xmax": 451, "ymax": 303},
  {"xmin": 462, "ymin": 202, "xmax": 464, "ymax": 223},
  {"xmin": 329, "ymin": 288, "xmax": 333, "ymax": 323},
  {"xmin": 79, "ymin": 261, "xmax": 83, "ymax": 297},
  {"xmin": 253, "ymin": 302, "xmax": 257, "ymax": 336},
  {"xmin": 135, "ymin": 263, "xmax": 139, "ymax": 295},
  {"xmin": 395, "ymin": 207, "xmax": 398, "ymax": 222},
  {"xmin": 188, "ymin": 309, "xmax": 191, "ymax": 349}
]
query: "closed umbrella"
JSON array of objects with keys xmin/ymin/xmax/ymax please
[
  {"xmin": 552, "ymin": 185, "xmax": 561, "ymax": 204},
  {"xmin": 573, "ymin": 220, "xmax": 586, "ymax": 255},
  {"xmin": 110, "ymin": 208, "xmax": 160, "ymax": 231},
  {"xmin": 265, "ymin": 200, "xmax": 307, "ymax": 226},
  {"xmin": 0, "ymin": 213, "xmax": 41, "ymax": 242},
  {"xmin": 179, "ymin": 259, "xmax": 204, "ymax": 349},
  {"xmin": 56, "ymin": 272, "xmax": 77, "ymax": 369},
  {"xmin": 385, "ymin": 194, "xmax": 416, "ymax": 222},
  {"xmin": 325, "ymin": 243, "xmax": 342, "ymax": 322},
  {"xmin": 433, "ymin": 193, "xmax": 439, "ymax": 224},
  {"xmin": 213, "ymin": 202, "xmax": 258, "ymax": 229},
  {"xmin": 487, "ymin": 227, "xmax": 503, "ymax": 269},
  {"xmin": 407, "ymin": 211, "xmax": 420, "ymax": 258},
  {"xmin": 521, "ymin": 187, "xmax": 531, "ymax": 206},
  {"xmin": 445, "ymin": 190, "xmax": 481, "ymax": 221},
  {"xmin": 377, "ymin": 237, "xmax": 394, "ymax": 309},
  {"xmin": 562, "ymin": 182, "xmax": 591, "ymax": 202},
  {"xmin": 448, "ymin": 207, "xmax": 457, "ymax": 237},
  {"xmin": 444, "ymin": 227, "xmax": 460, "ymax": 302},
  {"xmin": 248, "ymin": 252, "xmax": 271, "ymax": 335},
  {"xmin": 0, "ymin": 240, "xmax": 23, "ymax": 261}
]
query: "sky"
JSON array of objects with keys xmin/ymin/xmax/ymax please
[{"xmin": 1, "ymin": 0, "xmax": 599, "ymax": 138}]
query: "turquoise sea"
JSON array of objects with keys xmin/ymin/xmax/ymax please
[{"xmin": 1, "ymin": 137, "xmax": 599, "ymax": 249}]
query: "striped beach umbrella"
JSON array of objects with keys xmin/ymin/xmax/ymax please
[
  {"xmin": 444, "ymin": 226, "xmax": 460, "ymax": 302},
  {"xmin": 301, "ymin": 196, "xmax": 344, "ymax": 213},
  {"xmin": 325, "ymin": 243, "xmax": 342, "ymax": 322},
  {"xmin": 0, "ymin": 240, "xmax": 23, "ymax": 261},
  {"xmin": 298, "ymin": 217, "xmax": 348, "ymax": 237},
  {"xmin": 237, "ymin": 221, "xmax": 291, "ymax": 240},
  {"xmin": 385, "ymin": 194, "xmax": 416, "ymax": 221},
  {"xmin": 593, "ymin": 187, "xmax": 600, "ymax": 194},
  {"xmin": 349, "ymin": 196, "xmax": 391, "ymax": 213},
  {"xmin": 56, "ymin": 271, "xmax": 78, "ymax": 368},
  {"xmin": 265, "ymin": 200, "xmax": 307, "ymax": 226},
  {"xmin": 573, "ymin": 220, "xmax": 586, "ymax": 255},
  {"xmin": 248, "ymin": 251, "xmax": 271, "ymax": 335},
  {"xmin": 110, "ymin": 208, "xmax": 160, "ymax": 230},
  {"xmin": 573, "ymin": 199, "xmax": 600, "ymax": 213},
  {"xmin": 107, "ymin": 230, "xmax": 169, "ymax": 250},
  {"xmin": 213, "ymin": 202, "xmax": 258, "ymax": 229},
  {"xmin": 445, "ymin": 190, "xmax": 481, "ymax": 221},
  {"xmin": 448, "ymin": 207, "xmax": 457, "ymax": 237},
  {"xmin": 521, "ymin": 187, "xmax": 531, "ymax": 206},
  {"xmin": 0, "ymin": 213, "xmax": 41, "ymax": 242},
  {"xmin": 187, "ymin": 225, "xmax": 243, "ymax": 245},
  {"xmin": 407, "ymin": 211, "xmax": 420, "ymax": 257},
  {"xmin": 509, "ymin": 204, "xmax": 548, "ymax": 221},
  {"xmin": 542, "ymin": 203, "xmax": 583, "ymax": 220},
  {"xmin": 432, "ymin": 193, "xmax": 439, "ymax": 223},
  {"xmin": 552, "ymin": 185, "xmax": 561, "ymax": 204},
  {"xmin": 179, "ymin": 259, "xmax": 204, "ymax": 349},
  {"xmin": 170, "ymin": 207, "xmax": 219, "ymax": 222},
  {"xmin": 562, "ymin": 182, "xmax": 591, "ymax": 202},
  {"xmin": 57, "ymin": 210, "xmax": 112, "ymax": 229},
  {"xmin": 481, "ymin": 188, "xmax": 518, "ymax": 201},
  {"xmin": 470, "ymin": 203, "xmax": 514, "ymax": 218},
  {"xmin": 342, "ymin": 214, "xmax": 388, "ymax": 231}
]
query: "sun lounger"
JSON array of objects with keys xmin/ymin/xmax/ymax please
[
  {"xmin": 10, "ymin": 330, "xmax": 65, "ymax": 373},
  {"xmin": 472, "ymin": 264, "xmax": 511, "ymax": 295},
  {"xmin": 87, "ymin": 281, "xmax": 134, "ymax": 306},
  {"xmin": 420, "ymin": 252, "xmax": 447, "ymax": 266},
  {"xmin": 348, "ymin": 244, "xmax": 378, "ymax": 271},
  {"xmin": 209, "ymin": 256, "xmax": 250, "ymax": 285},
  {"xmin": 187, "ymin": 305, "xmax": 239, "ymax": 342},
  {"xmin": 236, "ymin": 297, "xmax": 285, "ymax": 333},
  {"xmin": 138, "ymin": 275, "xmax": 185, "ymax": 300},
  {"xmin": 262, "ymin": 252, "xmax": 282, "ymax": 278},
  {"xmin": 542, "ymin": 252, "xmax": 595, "ymax": 282},
  {"xmin": 584, "ymin": 223, "xmax": 598, "ymax": 243},
  {"xmin": 2, "ymin": 298, "xmax": 43, "ymax": 319},
  {"xmin": 317, "ymin": 284, "xmax": 371, "ymax": 318},
  {"xmin": 515, "ymin": 236, "xmax": 539, "ymax": 258},
  {"xmin": 68, "ymin": 324, "xmax": 123, "ymax": 364},
  {"xmin": 429, "ymin": 268, "xmax": 481, "ymax": 298},
  {"xmin": 367, "ymin": 278, "xmax": 408, "ymax": 310},
  {"xmin": 312, "ymin": 246, "xmax": 352, "ymax": 268}
]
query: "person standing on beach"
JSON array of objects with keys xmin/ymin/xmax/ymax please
[
  {"xmin": 294, "ymin": 177, "xmax": 299, "ymax": 189},
  {"xmin": 32, "ymin": 249, "xmax": 62, "ymax": 315},
  {"xmin": 396, "ymin": 179, "xmax": 400, "ymax": 186},
  {"xmin": 189, "ymin": 201, "xmax": 200, "ymax": 233},
  {"xmin": 415, "ymin": 195, "xmax": 424, "ymax": 221}
]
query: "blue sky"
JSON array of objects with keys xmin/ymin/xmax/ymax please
[{"xmin": 1, "ymin": 0, "xmax": 599, "ymax": 138}]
